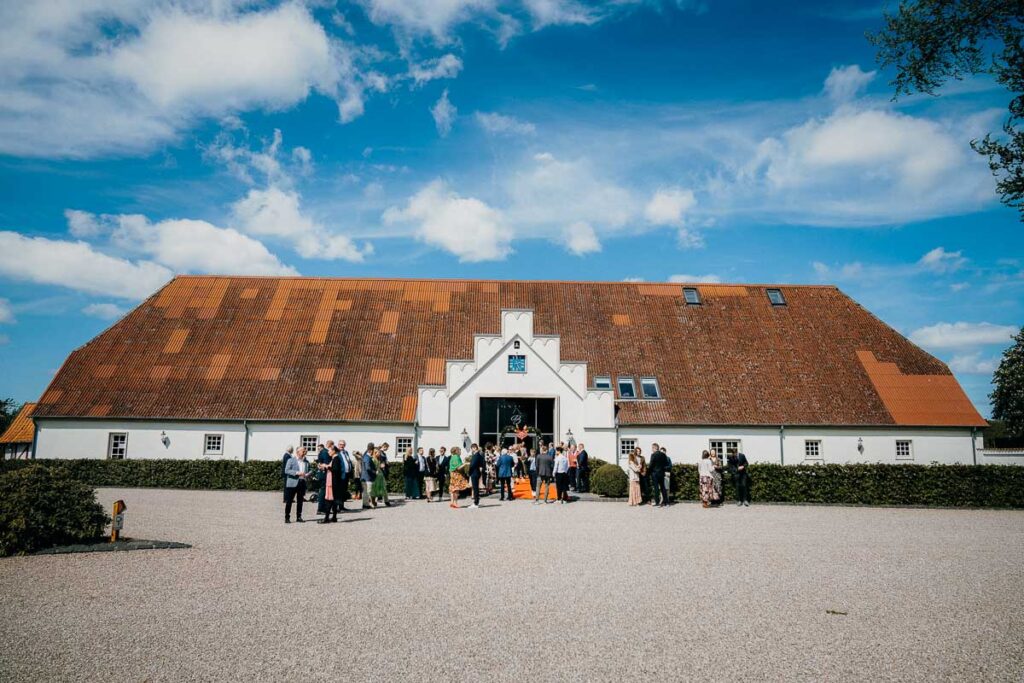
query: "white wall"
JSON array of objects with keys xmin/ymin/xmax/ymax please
[
  {"xmin": 618, "ymin": 425, "xmax": 980, "ymax": 467},
  {"xmin": 246, "ymin": 423, "xmax": 413, "ymax": 461},
  {"xmin": 36, "ymin": 420, "xmax": 247, "ymax": 460}
]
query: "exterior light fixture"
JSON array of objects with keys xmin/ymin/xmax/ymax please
[
  {"xmin": 566, "ymin": 429, "xmax": 576, "ymax": 446},
  {"xmin": 857, "ymin": 437, "xmax": 864, "ymax": 454},
  {"xmin": 160, "ymin": 431, "xmax": 170, "ymax": 448}
]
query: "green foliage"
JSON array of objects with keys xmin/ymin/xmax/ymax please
[
  {"xmin": 591, "ymin": 463, "xmax": 628, "ymax": 498},
  {"xmin": 991, "ymin": 327, "xmax": 1024, "ymax": 437},
  {"xmin": 0, "ymin": 465, "xmax": 110, "ymax": 556},
  {"xmin": 0, "ymin": 398, "xmax": 20, "ymax": 436},
  {"xmin": 869, "ymin": 0, "xmax": 1024, "ymax": 218},
  {"xmin": 1, "ymin": 459, "xmax": 1022, "ymax": 508},
  {"xmin": 667, "ymin": 463, "xmax": 1024, "ymax": 508}
]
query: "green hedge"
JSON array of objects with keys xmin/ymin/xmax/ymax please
[
  {"xmin": 591, "ymin": 463, "xmax": 628, "ymax": 497},
  {"xmin": 2, "ymin": 459, "xmax": 1022, "ymax": 507},
  {"xmin": 1, "ymin": 465, "xmax": 110, "ymax": 556}
]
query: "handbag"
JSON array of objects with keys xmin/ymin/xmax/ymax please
[{"xmin": 456, "ymin": 463, "xmax": 470, "ymax": 477}]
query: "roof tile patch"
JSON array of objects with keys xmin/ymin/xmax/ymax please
[
  {"xmin": 0, "ymin": 403, "xmax": 36, "ymax": 444},
  {"xmin": 163, "ymin": 329, "xmax": 189, "ymax": 354},
  {"xmin": 315, "ymin": 368, "xmax": 335, "ymax": 383},
  {"xmin": 379, "ymin": 310, "xmax": 400, "ymax": 334},
  {"xmin": 612, "ymin": 314, "xmax": 631, "ymax": 326}
]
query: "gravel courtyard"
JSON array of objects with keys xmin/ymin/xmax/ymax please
[{"xmin": 2, "ymin": 489, "xmax": 1022, "ymax": 682}]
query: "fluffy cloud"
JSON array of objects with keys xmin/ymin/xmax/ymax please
[
  {"xmin": 0, "ymin": 231, "xmax": 172, "ymax": 299},
  {"xmin": 947, "ymin": 353, "xmax": 998, "ymax": 375},
  {"xmin": 562, "ymin": 221, "xmax": 601, "ymax": 255},
  {"xmin": 910, "ymin": 322, "xmax": 1017, "ymax": 350},
  {"xmin": 432, "ymin": 89, "xmax": 457, "ymax": 137},
  {"xmin": 64, "ymin": 209, "xmax": 104, "ymax": 238},
  {"xmin": 231, "ymin": 186, "xmax": 372, "ymax": 262},
  {"xmin": 383, "ymin": 180, "xmax": 511, "ymax": 261},
  {"xmin": 523, "ymin": 0, "xmax": 601, "ymax": 28},
  {"xmin": 644, "ymin": 187, "xmax": 701, "ymax": 246},
  {"xmin": 475, "ymin": 112, "xmax": 536, "ymax": 136},
  {"xmin": 0, "ymin": 3, "xmax": 385, "ymax": 157},
  {"xmin": 0, "ymin": 298, "xmax": 13, "ymax": 324},
  {"xmin": 823, "ymin": 64, "xmax": 875, "ymax": 103},
  {"xmin": 82, "ymin": 303, "xmax": 127, "ymax": 320},
  {"xmin": 918, "ymin": 247, "xmax": 967, "ymax": 274},
  {"xmin": 812, "ymin": 261, "xmax": 866, "ymax": 281},
  {"xmin": 668, "ymin": 273, "xmax": 722, "ymax": 283},
  {"xmin": 358, "ymin": 0, "xmax": 497, "ymax": 41},
  {"xmin": 409, "ymin": 54, "xmax": 464, "ymax": 84}
]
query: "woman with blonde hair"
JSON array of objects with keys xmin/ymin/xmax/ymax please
[
  {"xmin": 448, "ymin": 446, "xmax": 469, "ymax": 509},
  {"xmin": 627, "ymin": 449, "xmax": 643, "ymax": 506}
]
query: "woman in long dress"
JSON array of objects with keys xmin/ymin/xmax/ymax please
[
  {"xmin": 627, "ymin": 450, "xmax": 643, "ymax": 506},
  {"xmin": 371, "ymin": 448, "xmax": 388, "ymax": 503},
  {"xmin": 698, "ymin": 450, "xmax": 715, "ymax": 508},
  {"xmin": 711, "ymin": 451, "xmax": 724, "ymax": 506},
  {"xmin": 448, "ymin": 446, "xmax": 469, "ymax": 509}
]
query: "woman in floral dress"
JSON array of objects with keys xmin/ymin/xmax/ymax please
[
  {"xmin": 698, "ymin": 450, "xmax": 715, "ymax": 508},
  {"xmin": 448, "ymin": 447, "xmax": 469, "ymax": 509}
]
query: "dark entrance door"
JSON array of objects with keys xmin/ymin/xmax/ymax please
[{"xmin": 478, "ymin": 397, "xmax": 555, "ymax": 450}]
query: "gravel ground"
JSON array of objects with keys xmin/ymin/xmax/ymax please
[{"xmin": 2, "ymin": 489, "xmax": 1023, "ymax": 682}]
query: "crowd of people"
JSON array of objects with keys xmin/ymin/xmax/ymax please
[
  {"xmin": 281, "ymin": 438, "xmax": 751, "ymax": 523},
  {"xmin": 280, "ymin": 439, "xmax": 592, "ymax": 522}
]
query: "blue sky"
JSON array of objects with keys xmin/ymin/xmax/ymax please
[{"xmin": 0, "ymin": 0, "xmax": 1020, "ymax": 415}]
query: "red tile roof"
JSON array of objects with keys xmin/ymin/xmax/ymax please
[
  {"xmin": 0, "ymin": 403, "xmax": 36, "ymax": 444},
  {"xmin": 31, "ymin": 276, "xmax": 987, "ymax": 428}
]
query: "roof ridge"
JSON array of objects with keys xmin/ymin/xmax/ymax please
[{"xmin": 168, "ymin": 274, "xmax": 840, "ymax": 289}]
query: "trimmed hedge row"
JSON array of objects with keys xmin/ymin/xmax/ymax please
[{"xmin": 2, "ymin": 459, "xmax": 1022, "ymax": 507}]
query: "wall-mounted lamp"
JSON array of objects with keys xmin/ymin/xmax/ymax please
[
  {"xmin": 566, "ymin": 429, "xmax": 576, "ymax": 446},
  {"xmin": 513, "ymin": 340, "xmax": 520, "ymax": 349},
  {"xmin": 160, "ymin": 431, "xmax": 170, "ymax": 448},
  {"xmin": 857, "ymin": 437, "xmax": 864, "ymax": 454}
]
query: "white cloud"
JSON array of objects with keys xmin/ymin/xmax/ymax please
[
  {"xmin": 812, "ymin": 260, "xmax": 865, "ymax": 281},
  {"xmin": 918, "ymin": 247, "xmax": 967, "ymax": 274},
  {"xmin": 950, "ymin": 282, "xmax": 970, "ymax": 292},
  {"xmin": 622, "ymin": 277, "xmax": 644, "ymax": 283},
  {"xmin": 358, "ymin": 0, "xmax": 496, "ymax": 41},
  {"xmin": 0, "ymin": 3, "xmax": 385, "ymax": 157},
  {"xmin": 668, "ymin": 273, "xmax": 721, "ymax": 283},
  {"xmin": 409, "ymin": 54, "xmax": 463, "ymax": 84},
  {"xmin": 562, "ymin": 221, "xmax": 601, "ymax": 255},
  {"xmin": 475, "ymin": 112, "xmax": 536, "ymax": 136},
  {"xmin": 948, "ymin": 353, "xmax": 998, "ymax": 375},
  {"xmin": 523, "ymin": 0, "xmax": 601, "ymax": 28},
  {"xmin": 383, "ymin": 179, "xmax": 511, "ymax": 262},
  {"xmin": 432, "ymin": 89, "xmax": 457, "ymax": 137},
  {"xmin": 0, "ymin": 298, "xmax": 13, "ymax": 324},
  {"xmin": 231, "ymin": 186, "xmax": 371, "ymax": 262},
  {"xmin": 910, "ymin": 322, "xmax": 1017, "ymax": 350},
  {"xmin": 675, "ymin": 228, "xmax": 705, "ymax": 249},
  {"xmin": 645, "ymin": 188, "xmax": 697, "ymax": 226},
  {"xmin": 64, "ymin": 209, "xmax": 104, "ymax": 238},
  {"xmin": 82, "ymin": 303, "xmax": 126, "ymax": 320},
  {"xmin": 0, "ymin": 231, "xmax": 172, "ymax": 299},
  {"xmin": 823, "ymin": 64, "xmax": 875, "ymax": 103}
]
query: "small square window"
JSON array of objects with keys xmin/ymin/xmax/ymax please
[
  {"xmin": 896, "ymin": 440, "xmax": 913, "ymax": 460},
  {"xmin": 594, "ymin": 375, "xmax": 611, "ymax": 389},
  {"xmin": 396, "ymin": 436, "xmax": 414, "ymax": 457},
  {"xmin": 107, "ymin": 432, "xmax": 127, "ymax": 460},
  {"xmin": 640, "ymin": 377, "xmax": 661, "ymax": 399},
  {"xmin": 767, "ymin": 288, "xmax": 786, "ymax": 306},
  {"xmin": 619, "ymin": 438, "xmax": 637, "ymax": 459},
  {"xmin": 804, "ymin": 439, "xmax": 822, "ymax": 461},
  {"xmin": 508, "ymin": 354, "xmax": 527, "ymax": 373},
  {"xmin": 683, "ymin": 287, "xmax": 701, "ymax": 305},
  {"xmin": 204, "ymin": 434, "xmax": 223, "ymax": 456},
  {"xmin": 709, "ymin": 440, "xmax": 741, "ymax": 459},
  {"xmin": 300, "ymin": 435, "xmax": 319, "ymax": 453},
  {"xmin": 617, "ymin": 377, "xmax": 636, "ymax": 399}
]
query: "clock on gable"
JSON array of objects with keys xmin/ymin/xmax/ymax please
[{"xmin": 507, "ymin": 354, "xmax": 527, "ymax": 373}]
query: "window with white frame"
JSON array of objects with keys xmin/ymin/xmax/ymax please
[
  {"xmin": 804, "ymin": 439, "xmax": 822, "ymax": 461},
  {"xmin": 683, "ymin": 287, "xmax": 701, "ymax": 305},
  {"xmin": 396, "ymin": 436, "xmax": 414, "ymax": 456},
  {"xmin": 640, "ymin": 377, "xmax": 661, "ymax": 399},
  {"xmin": 300, "ymin": 435, "xmax": 319, "ymax": 453},
  {"xmin": 895, "ymin": 440, "xmax": 913, "ymax": 460},
  {"xmin": 594, "ymin": 375, "xmax": 611, "ymax": 389},
  {"xmin": 107, "ymin": 432, "xmax": 127, "ymax": 460},
  {"xmin": 204, "ymin": 434, "xmax": 224, "ymax": 456},
  {"xmin": 619, "ymin": 438, "xmax": 637, "ymax": 460},
  {"xmin": 709, "ymin": 440, "xmax": 741, "ymax": 459},
  {"xmin": 618, "ymin": 376, "xmax": 636, "ymax": 399},
  {"xmin": 767, "ymin": 288, "xmax": 787, "ymax": 306}
]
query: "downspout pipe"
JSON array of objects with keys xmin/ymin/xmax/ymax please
[
  {"xmin": 243, "ymin": 419, "xmax": 249, "ymax": 463},
  {"xmin": 30, "ymin": 420, "xmax": 39, "ymax": 460},
  {"xmin": 971, "ymin": 426, "xmax": 977, "ymax": 466},
  {"xmin": 779, "ymin": 425, "xmax": 785, "ymax": 466},
  {"xmin": 412, "ymin": 420, "xmax": 420, "ymax": 457}
]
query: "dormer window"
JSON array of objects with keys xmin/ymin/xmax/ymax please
[
  {"xmin": 767, "ymin": 288, "xmax": 786, "ymax": 306},
  {"xmin": 683, "ymin": 287, "xmax": 701, "ymax": 305}
]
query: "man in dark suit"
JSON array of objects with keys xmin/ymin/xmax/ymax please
[
  {"xmin": 576, "ymin": 443, "xmax": 590, "ymax": 493},
  {"xmin": 281, "ymin": 446, "xmax": 294, "ymax": 503},
  {"xmin": 316, "ymin": 443, "xmax": 331, "ymax": 515},
  {"xmin": 648, "ymin": 442, "xmax": 670, "ymax": 507},
  {"xmin": 728, "ymin": 451, "xmax": 751, "ymax": 507},
  {"xmin": 468, "ymin": 443, "xmax": 485, "ymax": 508},
  {"xmin": 436, "ymin": 447, "xmax": 449, "ymax": 502},
  {"xmin": 337, "ymin": 439, "xmax": 352, "ymax": 511}
]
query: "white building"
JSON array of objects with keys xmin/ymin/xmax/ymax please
[{"xmin": 31, "ymin": 276, "xmax": 992, "ymax": 465}]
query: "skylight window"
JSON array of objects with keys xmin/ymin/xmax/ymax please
[
  {"xmin": 767, "ymin": 288, "xmax": 786, "ymax": 306},
  {"xmin": 594, "ymin": 375, "xmax": 611, "ymax": 389},
  {"xmin": 617, "ymin": 376, "xmax": 636, "ymax": 399},
  {"xmin": 640, "ymin": 377, "xmax": 661, "ymax": 399},
  {"xmin": 683, "ymin": 287, "xmax": 701, "ymax": 305}
]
